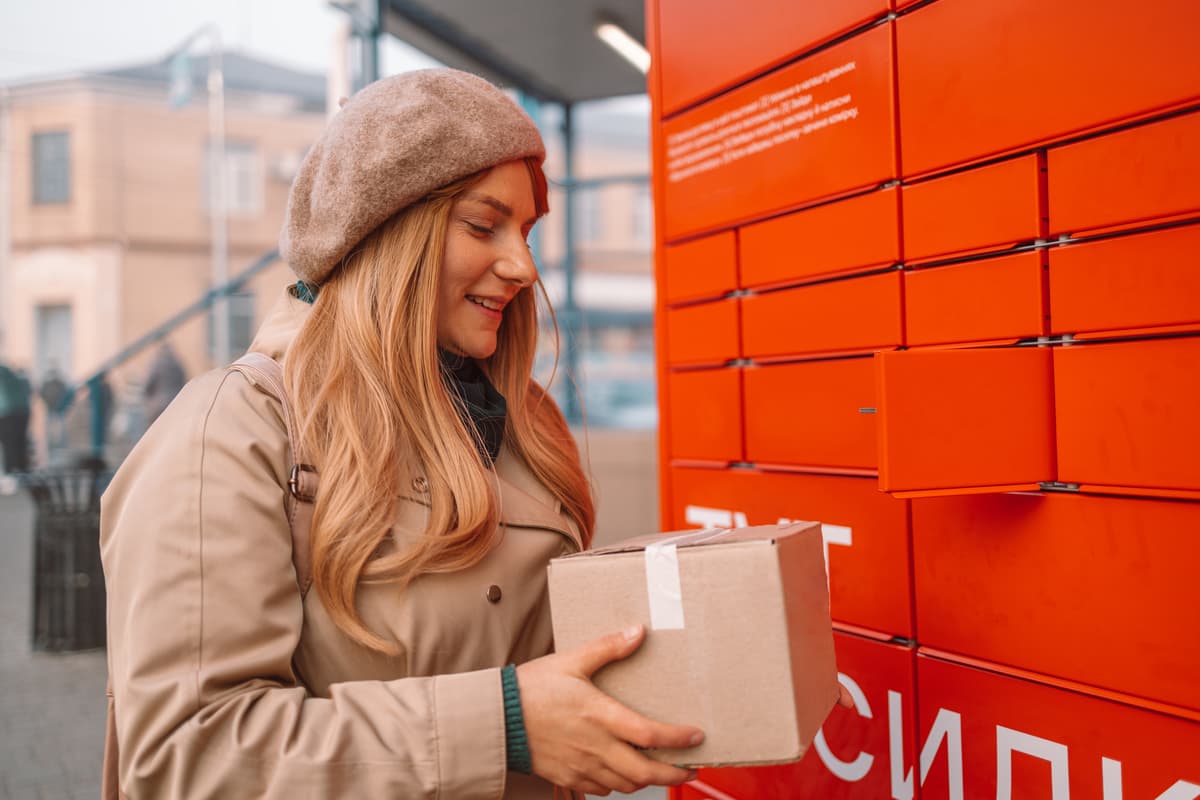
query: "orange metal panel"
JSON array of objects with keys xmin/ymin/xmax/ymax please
[
  {"xmin": 665, "ymin": 299, "xmax": 740, "ymax": 367},
  {"xmin": 1048, "ymin": 110, "xmax": 1200, "ymax": 236},
  {"xmin": 742, "ymin": 272, "xmax": 902, "ymax": 359},
  {"xmin": 1054, "ymin": 338, "xmax": 1200, "ymax": 493},
  {"xmin": 904, "ymin": 251, "xmax": 1046, "ymax": 346},
  {"xmin": 901, "ymin": 155, "xmax": 1043, "ymax": 262},
  {"xmin": 912, "ymin": 491, "xmax": 1200, "ymax": 710},
  {"xmin": 676, "ymin": 783, "xmax": 734, "ymax": 800},
  {"xmin": 664, "ymin": 232, "xmax": 738, "ymax": 305},
  {"xmin": 669, "ymin": 468, "xmax": 914, "ymax": 637},
  {"xmin": 649, "ymin": 0, "xmax": 674, "ymax": 526},
  {"xmin": 743, "ymin": 357, "xmax": 877, "ymax": 471},
  {"xmin": 656, "ymin": 0, "xmax": 888, "ymax": 116},
  {"xmin": 740, "ymin": 188, "xmax": 901, "ymax": 288},
  {"xmin": 876, "ymin": 347, "xmax": 1056, "ymax": 493},
  {"xmin": 665, "ymin": 367, "xmax": 743, "ymax": 463},
  {"xmin": 661, "ymin": 25, "xmax": 896, "ymax": 240},
  {"xmin": 696, "ymin": 632, "xmax": 918, "ymax": 799},
  {"xmin": 1049, "ymin": 224, "xmax": 1200, "ymax": 336},
  {"xmin": 917, "ymin": 655, "xmax": 1200, "ymax": 798},
  {"xmin": 896, "ymin": 0, "xmax": 1200, "ymax": 176}
]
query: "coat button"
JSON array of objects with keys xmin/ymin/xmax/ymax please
[
  {"xmin": 412, "ymin": 476, "xmax": 429, "ymax": 493},
  {"xmin": 486, "ymin": 585, "xmax": 502, "ymax": 604}
]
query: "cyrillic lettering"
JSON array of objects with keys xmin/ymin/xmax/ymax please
[
  {"xmin": 996, "ymin": 726, "xmax": 1069, "ymax": 800},
  {"xmin": 684, "ymin": 505, "xmax": 732, "ymax": 529},
  {"xmin": 890, "ymin": 694, "xmax": 963, "ymax": 800},
  {"xmin": 1102, "ymin": 757, "xmax": 1200, "ymax": 800},
  {"xmin": 814, "ymin": 673, "xmax": 873, "ymax": 782}
]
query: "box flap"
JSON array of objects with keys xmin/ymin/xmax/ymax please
[{"xmin": 560, "ymin": 521, "xmax": 819, "ymax": 558}]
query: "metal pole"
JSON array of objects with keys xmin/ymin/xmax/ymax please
[
  {"xmin": 208, "ymin": 31, "xmax": 230, "ymax": 367},
  {"xmin": 518, "ymin": 93, "xmax": 544, "ymax": 269},
  {"xmin": 562, "ymin": 103, "xmax": 580, "ymax": 425},
  {"xmin": 336, "ymin": 0, "xmax": 380, "ymax": 92},
  {"xmin": 328, "ymin": 16, "xmax": 352, "ymax": 118},
  {"xmin": 361, "ymin": 0, "xmax": 380, "ymax": 87},
  {"xmin": 87, "ymin": 375, "xmax": 105, "ymax": 463},
  {"xmin": 0, "ymin": 86, "xmax": 10, "ymax": 352}
]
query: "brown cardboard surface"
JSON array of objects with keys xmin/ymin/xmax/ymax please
[{"xmin": 547, "ymin": 523, "xmax": 839, "ymax": 767}]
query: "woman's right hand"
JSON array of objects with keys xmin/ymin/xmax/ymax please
[{"xmin": 516, "ymin": 624, "xmax": 705, "ymax": 796}]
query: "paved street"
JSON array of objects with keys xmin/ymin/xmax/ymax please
[{"xmin": 0, "ymin": 491, "xmax": 106, "ymax": 800}]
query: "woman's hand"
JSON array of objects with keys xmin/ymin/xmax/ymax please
[{"xmin": 516, "ymin": 624, "xmax": 705, "ymax": 796}]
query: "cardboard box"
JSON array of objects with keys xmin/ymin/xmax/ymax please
[{"xmin": 547, "ymin": 523, "xmax": 839, "ymax": 767}]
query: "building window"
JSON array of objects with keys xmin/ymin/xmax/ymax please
[
  {"xmin": 208, "ymin": 292, "xmax": 256, "ymax": 360},
  {"xmin": 202, "ymin": 140, "xmax": 263, "ymax": 216},
  {"xmin": 32, "ymin": 131, "xmax": 71, "ymax": 204},
  {"xmin": 575, "ymin": 186, "xmax": 603, "ymax": 244},
  {"xmin": 34, "ymin": 304, "xmax": 73, "ymax": 383},
  {"xmin": 632, "ymin": 183, "xmax": 652, "ymax": 246}
]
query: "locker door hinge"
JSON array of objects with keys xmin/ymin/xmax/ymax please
[{"xmin": 1039, "ymin": 481, "xmax": 1080, "ymax": 493}]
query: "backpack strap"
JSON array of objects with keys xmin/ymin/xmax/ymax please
[{"xmin": 229, "ymin": 352, "xmax": 317, "ymax": 596}]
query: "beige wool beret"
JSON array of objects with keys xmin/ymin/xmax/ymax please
[{"xmin": 280, "ymin": 68, "xmax": 546, "ymax": 285}]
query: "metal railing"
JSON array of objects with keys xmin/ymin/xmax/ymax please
[{"xmin": 59, "ymin": 248, "xmax": 282, "ymax": 466}]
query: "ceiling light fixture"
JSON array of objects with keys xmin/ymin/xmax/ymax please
[{"xmin": 595, "ymin": 18, "xmax": 650, "ymax": 74}]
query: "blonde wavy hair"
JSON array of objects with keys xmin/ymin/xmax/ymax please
[{"xmin": 284, "ymin": 158, "xmax": 594, "ymax": 653}]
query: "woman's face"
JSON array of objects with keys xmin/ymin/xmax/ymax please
[{"xmin": 437, "ymin": 161, "xmax": 539, "ymax": 359}]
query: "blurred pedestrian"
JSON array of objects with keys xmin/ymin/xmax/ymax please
[
  {"xmin": 38, "ymin": 363, "xmax": 70, "ymax": 463},
  {"xmin": 0, "ymin": 362, "xmax": 31, "ymax": 474},
  {"xmin": 39, "ymin": 363, "xmax": 68, "ymax": 415},
  {"xmin": 101, "ymin": 68, "xmax": 704, "ymax": 799},
  {"xmin": 142, "ymin": 342, "xmax": 186, "ymax": 425}
]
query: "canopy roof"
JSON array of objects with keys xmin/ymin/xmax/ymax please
[{"xmin": 383, "ymin": 0, "xmax": 648, "ymax": 105}]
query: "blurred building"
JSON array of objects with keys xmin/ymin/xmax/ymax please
[
  {"xmin": 0, "ymin": 50, "xmax": 658, "ymax": 475},
  {"xmin": 0, "ymin": 52, "xmax": 326, "ymax": 458},
  {"xmin": 538, "ymin": 101, "xmax": 657, "ymax": 430}
]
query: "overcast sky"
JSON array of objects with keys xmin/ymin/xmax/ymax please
[{"xmin": 0, "ymin": 0, "xmax": 435, "ymax": 82}]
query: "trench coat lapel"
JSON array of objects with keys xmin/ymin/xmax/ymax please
[
  {"xmin": 493, "ymin": 444, "xmax": 582, "ymax": 551},
  {"xmin": 395, "ymin": 445, "xmax": 582, "ymax": 552}
]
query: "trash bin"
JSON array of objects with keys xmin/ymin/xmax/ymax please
[{"xmin": 26, "ymin": 468, "xmax": 112, "ymax": 652}]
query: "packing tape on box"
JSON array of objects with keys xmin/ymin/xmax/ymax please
[{"xmin": 644, "ymin": 528, "xmax": 736, "ymax": 630}]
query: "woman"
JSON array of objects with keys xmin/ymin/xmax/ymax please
[{"xmin": 101, "ymin": 68, "xmax": 703, "ymax": 798}]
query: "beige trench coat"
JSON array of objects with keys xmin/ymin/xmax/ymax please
[{"xmin": 101, "ymin": 289, "xmax": 583, "ymax": 798}]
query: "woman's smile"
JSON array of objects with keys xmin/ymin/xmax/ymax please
[{"xmin": 437, "ymin": 161, "xmax": 538, "ymax": 358}]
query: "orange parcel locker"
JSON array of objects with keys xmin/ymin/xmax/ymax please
[
  {"xmin": 911, "ymin": 491, "xmax": 1200, "ymax": 710},
  {"xmin": 665, "ymin": 366, "xmax": 744, "ymax": 464},
  {"xmin": 875, "ymin": 347, "xmax": 1056, "ymax": 494},
  {"xmin": 669, "ymin": 467, "xmax": 914, "ymax": 638},
  {"xmin": 901, "ymin": 154, "xmax": 1043, "ymax": 263},
  {"xmin": 692, "ymin": 632, "xmax": 919, "ymax": 800},
  {"xmin": 660, "ymin": 24, "xmax": 896, "ymax": 239},
  {"xmin": 1054, "ymin": 337, "xmax": 1200, "ymax": 494},
  {"xmin": 916, "ymin": 655, "xmax": 1200, "ymax": 799},
  {"xmin": 904, "ymin": 250, "xmax": 1046, "ymax": 347},
  {"xmin": 743, "ymin": 356, "xmax": 878, "ymax": 471},
  {"xmin": 742, "ymin": 272, "xmax": 902, "ymax": 359},
  {"xmin": 665, "ymin": 298, "xmax": 740, "ymax": 367},
  {"xmin": 1049, "ymin": 224, "xmax": 1200, "ymax": 337},
  {"xmin": 1048, "ymin": 110, "xmax": 1200, "ymax": 236},
  {"xmin": 655, "ymin": 0, "xmax": 888, "ymax": 115},
  {"xmin": 896, "ymin": 0, "xmax": 1200, "ymax": 176},
  {"xmin": 740, "ymin": 187, "xmax": 901, "ymax": 288},
  {"xmin": 664, "ymin": 232, "xmax": 738, "ymax": 305}
]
